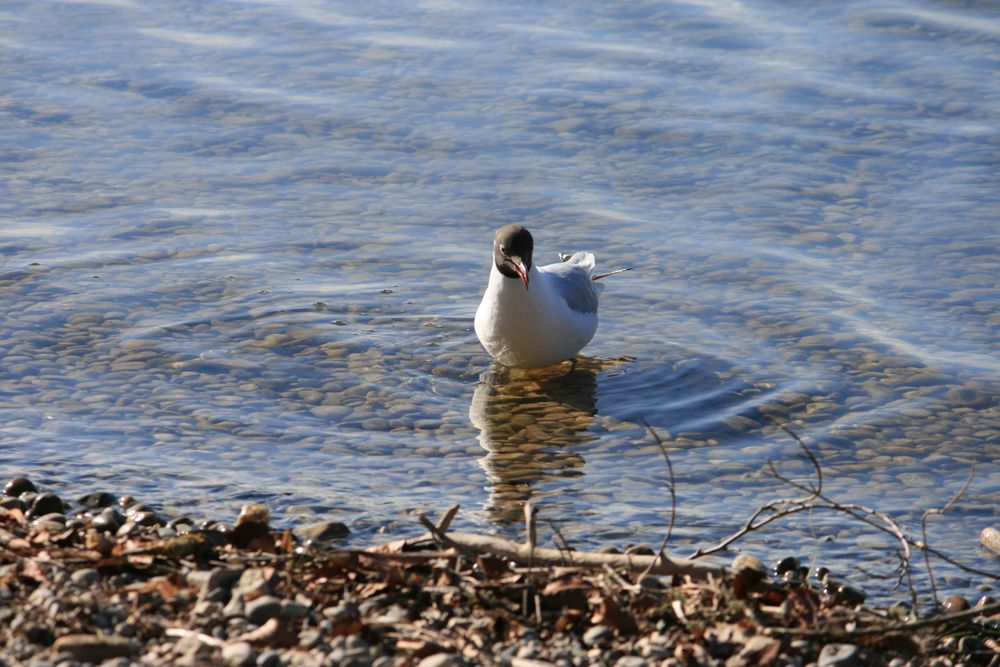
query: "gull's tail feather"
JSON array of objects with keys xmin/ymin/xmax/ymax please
[{"xmin": 592, "ymin": 267, "xmax": 632, "ymax": 281}]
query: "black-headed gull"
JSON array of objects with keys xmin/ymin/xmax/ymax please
[{"xmin": 475, "ymin": 224, "xmax": 627, "ymax": 369}]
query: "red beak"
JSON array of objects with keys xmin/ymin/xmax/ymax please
[{"xmin": 514, "ymin": 260, "xmax": 529, "ymax": 290}]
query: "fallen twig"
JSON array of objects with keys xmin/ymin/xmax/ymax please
[
  {"xmin": 765, "ymin": 599, "xmax": 1000, "ymax": 639},
  {"xmin": 433, "ymin": 532, "xmax": 726, "ymax": 579}
]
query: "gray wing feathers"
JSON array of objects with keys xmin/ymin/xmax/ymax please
[{"xmin": 542, "ymin": 259, "xmax": 600, "ymax": 314}]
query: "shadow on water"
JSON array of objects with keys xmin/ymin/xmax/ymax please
[{"xmin": 469, "ymin": 349, "xmax": 773, "ymax": 526}]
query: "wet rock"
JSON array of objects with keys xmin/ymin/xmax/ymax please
[
  {"xmin": 294, "ymin": 520, "xmax": 350, "ymax": 542},
  {"xmin": 4, "ymin": 477, "xmax": 37, "ymax": 497},
  {"xmin": 52, "ymin": 634, "xmax": 137, "ymax": 662},
  {"xmin": 817, "ymin": 643, "xmax": 859, "ymax": 667},
  {"xmin": 772, "ymin": 556, "xmax": 800, "ymax": 577},
  {"xmin": 32, "ymin": 514, "xmax": 66, "ymax": 533},
  {"xmin": 130, "ymin": 510, "xmax": 161, "ymax": 527},
  {"xmin": 237, "ymin": 503, "xmax": 270, "ymax": 527},
  {"xmin": 624, "ymin": 545, "xmax": 655, "ymax": 556},
  {"xmin": 92, "ymin": 507, "xmax": 125, "ymax": 533},
  {"xmin": 28, "ymin": 493, "xmax": 64, "ymax": 519},
  {"xmin": 77, "ymin": 492, "xmax": 116, "ymax": 509},
  {"xmin": 820, "ymin": 575, "xmax": 866, "ymax": 607},
  {"xmin": 168, "ymin": 517, "xmax": 195, "ymax": 534},
  {"xmin": 0, "ymin": 496, "xmax": 26, "ymax": 512},
  {"xmin": 975, "ymin": 595, "xmax": 996, "ymax": 609},
  {"xmin": 941, "ymin": 595, "xmax": 970, "ymax": 613}
]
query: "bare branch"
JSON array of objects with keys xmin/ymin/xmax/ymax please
[
  {"xmin": 639, "ymin": 419, "xmax": 676, "ymax": 581},
  {"xmin": 920, "ymin": 465, "xmax": 976, "ymax": 610}
]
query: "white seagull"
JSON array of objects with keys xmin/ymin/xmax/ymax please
[{"xmin": 474, "ymin": 224, "xmax": 628, "ymax": 369}]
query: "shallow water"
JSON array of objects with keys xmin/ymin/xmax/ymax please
[{"xmin": 2, "ymin": 0, "xmax": 998, "ymax": 604}]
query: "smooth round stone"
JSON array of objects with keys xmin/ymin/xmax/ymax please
[
  {"xmin": 77, "ymin": 492, "xmax": 116, "ymax": 509},
  {"xmin": 221, "ymin": 641, "xmax": 254, "ymax": 667},
  {"xmin": 130, "ymin": 511, "xmax": 161, "ymax": 527},
  {"xmin": 245, "ymin": 595, "xmax": 282, "ymax": 625},
  {"xmin": 294, "ymin": 520, "xmax": 350, "ymax": 542},
  {"xmin": 0, "ymin": 496, "xmax": 27, "ymax": 512},
  {"xmin": 29, "ymin": 492, "xmax": 65, "ymax": 517},
  {"xmin": 731, "ymin": 554, "xmax": 767, "ymax": 581},
  {"xmin": 92, "ymin": 507, "xmax": 125, "ymax": 533},
  {"xmin": 71, "ymin": 568, "xmax": 101, "ymax": 587},
  {"xmin": 941, "ymin": 595, "xmax": 970, "ymax": 613},
  {"xmin": 4, "ymin": 477, "xmax": 37, "ymax": 497},
  {"xmin": 818, "ymin": 643, "xmax": 860, "ymax": 667}
]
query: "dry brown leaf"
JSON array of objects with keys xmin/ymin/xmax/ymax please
[
  {"xmin": 591, "ymin": 594, "xmax": 638, "ymax": 635},
  {"xmin": 540, "ymin": 578, "xmax": 591, "ymax": 611}
]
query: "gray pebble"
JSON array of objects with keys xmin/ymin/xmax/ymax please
[
  {"xmin": 245, "ymin": 595, "xmax": 282, "ymax": 625},
  {"xmin": 70, "ymin": 569, "xmax": 100, "ymax": 587},
  {"xmin": 614, "ymin": 658, "xmax": 648, "ymax": 667},
  {"xmin": 224, "ymin": 592, "xmax": 246, "ymax": 618},
  {"xmin": 257, "ymin": 650, "xmax": 283, "ymax": 667},
  {"xmin": 294, "ymin": 520, "xmax": 350, "ymax": 542},
  {"xmin": 92, "ymin": 507, "xmax": 124, "ymax": 533},
  {"xmin": 222, "ymin": 641, "xmax": 255, "ymax": 667},
  {"xmin": 280, "ymin": 600, "xmax": 310, "ymax": 619},
  {"xmin": 818, "ymin": 643, "xmax": 860, "ymax": 667},
  {"xmin": 582, "ymin": 625, "xmax": 611, "ymax": 647},
  {"xmin": 76, "ymin": 492, "xmax": 115, "ymax": 509},
  {"xmin": 417, "ymin": 655, "xmax": 465, "ymax": 667},
  {"xmin": 236, "ymin": 568, "xmax": 272, "ymax": 598}
]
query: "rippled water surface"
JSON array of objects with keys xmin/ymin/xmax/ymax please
[{"xmin": 2, "ymin": 0, "xmax": 998, "ymax": 603}]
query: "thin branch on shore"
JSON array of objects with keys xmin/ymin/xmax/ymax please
[
  {"xmin": 683, "ymin": 424, "xmax": 998, "ymax": 615},
  {"xmin": 638, "ymin": 419, "xmax": 677, "ymax": 582},
  {"xmin": 765, "ymin": 599, "xmax": 1000, "ymax": 639},
  {"xmin": 425, "ymin": 531, "xmax": 726, "ymax": 579},
  {"xmin": 921, "ymin": 465, "xmax": 976, "ymax": 610}
]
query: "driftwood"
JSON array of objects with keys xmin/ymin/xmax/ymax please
[{"xmin": 423, "ymin": 531, "xmax": 727, "ymax": 579}]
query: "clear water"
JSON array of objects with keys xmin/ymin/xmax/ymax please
[{"xmin": 2, "ymin": 0, "xmax": 998, "ymax": 605}]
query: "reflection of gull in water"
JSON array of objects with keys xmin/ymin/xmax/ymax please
[{"xmin": 469, "ymin": 360, "xmax": 602, "ymax": 524}]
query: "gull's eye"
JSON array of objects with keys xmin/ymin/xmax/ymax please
[{"xmin": 499, "ymin": 246, "xmax": 510, "ymax": 257}]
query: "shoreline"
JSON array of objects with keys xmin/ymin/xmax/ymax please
[{"xmin": 2, "ymin": 477, "xmax": 998, "ymax": 667}]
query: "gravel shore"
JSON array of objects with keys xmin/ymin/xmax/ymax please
[{"xmin": 1, "ymin": 477, "xmax": 997, "ymax": 667}]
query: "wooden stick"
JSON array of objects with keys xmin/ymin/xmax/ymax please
[{"xmin": 439, "ymin": 532, "xmax": 725, "ymax": 579}]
